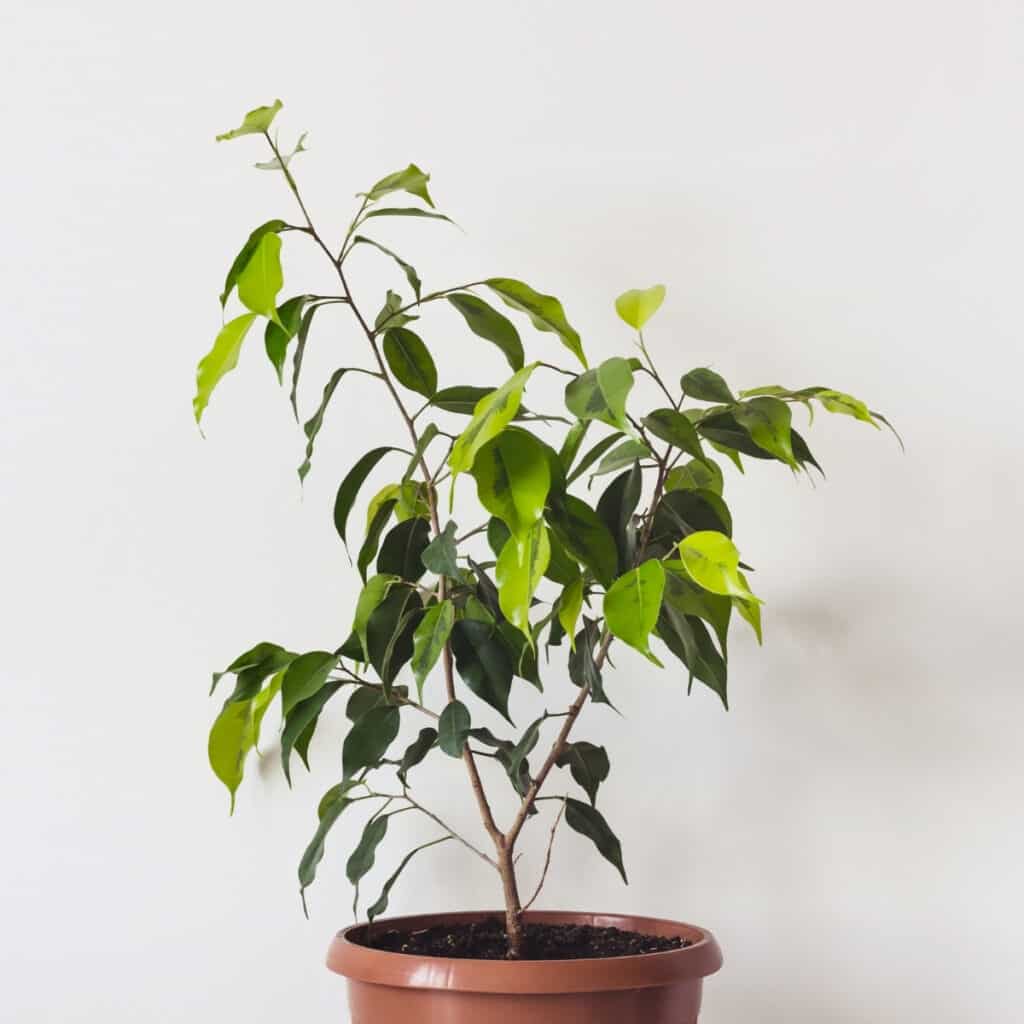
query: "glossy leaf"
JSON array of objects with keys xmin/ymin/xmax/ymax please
[
  {"xmin": 566, "ymin": 432, "xmax": 623, "ymax": 484},
  {"xmin": 215, "ymin": 99, "xmax": 283, "ymax": 141},
  {"xmin": 383, "ymin": 327, "xmax": 436, "ymax": 397},
  {"xmin": 342, "ymin": 705, "xmax": 401, "ymax": 779},
  {"xmin": 353, "ymin": 237, "xmax": 422, "ymax": 301},
  {"xmin": 546, "ymin": 494, "xmax": 618, "ymax": 587},
  {"xmin": 593, "ymin": 439, "xmax": 650, "ymax": 477},
  {"xmin": 557, "ymin": 578, "xmax": 585, "ymax": 650},
  {"xmin": 680, "ymin": 367, "xmax": 735, "ymax": 404},
  {"xmin": 211, "ymin": 641, "xmax": 294, "ymax": 702},
  {"xmin": 733, "ymin": 397, "xmax": 797, "ymax": 467},
  {"xmin": 419, "ymin": 521, "xmax": 457, "ymax": 578},
  {"xmin": 556, "ymin": 741, "xmax": 609, "ymax": 806},
  {"xmin": 448, "ymin": 364, "xmax": 538, "ymax": 477},
  {"xmin": 346, "ymin": 686, "xmax": 384, "ymax": 723},
  {"xmin": 333, "ymin": 448, "xmax": 402, "ymax": 550},
  {"xmin": 411, "ymin": 600, "xmax": 455, "ymax": 698},
  {"xmin": 485, "ymin": 278, "xmax": 586, "ymax": 368},
  {"xmin": 365, "ymin": 587, "xmax": 422, "ymax": 687},
  {"xmin": 648, "ymin": 489, "xmax": 733, "ymax": 557},
  {"xmin": 264, "ymin": 294, "xmax": 312, "ymax": 383},
  {"xmin": 471, "ymin": 429, "xmax": 551, "ymax": 538},
  {"xmin": 298, "ymin": 780, "xmax": 362, "ymax": 899},
  {"xmin": 614, "ymin": 284, "xmax": 666, "ymax": 329},
  {"xmin": 604, "ymin": 560, "xmax": 665, "ymax": 664},
  {"xmin": 565, "ymin": 799, "xmax": 627, "ymax": 884},
  {"xmin": 357, "ymin": 499, "xmax": 397, "ymax": 582},
  {"xmin": 447, "ymin": 293, "xmax": 524, "ymax": 371},
  {"xmin": 281, "ymin": 651, "xmax": 338, "ymax": 715},
  {"xmin": 568, "ymin": 617, "xmax": 611, "ymax": 705},
  {"xmin": 376, "ymin": 517, "xmax": 431, "ymax": 582},
  {"xmin": 495, "ymin": 523, "xmax": 551, "ymax": 637},
  {"xmin": 236, "ymin": 231, "xmax": 284, "ymax": 322},
  {"xmin": 657, "ymin": 604, "xmax": 728, "ymax": 707},
  {"xmin": 663, "ymin": 564, "xmax": 732, "ymax": 655},
  {"xmin": 366, "ymin": 836, "xmax": 452, "ymax": 922},
  {"xmin": 347, "ymin": 814, "xmax": 389, "ymax": 884},
  {"xmin": 642, "ymin": 408, "xmax": 706, "ymax": 462},
  {"xmin": 596, "ymin": 463, "xmax": 641, "ymax": 575},
  {"xmin": 363, "ymin": 164, "xmax": 434, "ymax": 206},
  {"xmin": 677, "ymin": 531, "xmax": 759, "ymax": 601},
  {"xmin": 220, "ymin": 220, "xmax": 287, "ymax": 308},
  {"xmin": 193, "ymin": 313, "xmax": 259, "ymax": 425},
  {"xmin": 281, "ymin": 681, "xmax": 342, "ymax": 783},
  {"xmin": 430, "ymin": 385, "xmax": 538, "ymax": 418},
  {"xmin": 397, "ymin": 727, "xmax": 438, "ymax": 786},
  {"xmin": 558, "ymin": 419, "xmax": 589, "ymax": 473},
  {"xmin": 565, "ymin": 357, "xmax": 634, "ymax": 432},
  {"xmin": 450, "ymin": 620, "xmax": 514, "ymax": 722},
  {"xmin": 353, "ymin": 575, "xmax": 400, "ymax": 660},
  {"xmin": 666, "ymin": 458, "xmax": 724, "ymax": 496},
  {"xmin": 438, "ymin": 699, "xmax": 472, "ymax": 756}
]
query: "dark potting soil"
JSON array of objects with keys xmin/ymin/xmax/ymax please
[{"xmin": 359, "ymin": 916, "xmax": 690, "ymax": 960}]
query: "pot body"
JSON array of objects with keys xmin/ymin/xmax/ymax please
[{"xmin": 327, "ymin": 910, "xmax": 723, "ymax": 1024}]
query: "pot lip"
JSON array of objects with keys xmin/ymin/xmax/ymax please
[{"xmin": 326, "ymin": 909, "xmax": 723, "ymax": 994}]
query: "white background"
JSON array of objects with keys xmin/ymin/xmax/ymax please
[{"xmin": 2, "ymin": 1, "xmax": 1022, "ymax": 1021}]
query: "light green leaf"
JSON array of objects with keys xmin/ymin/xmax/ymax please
[
  {"xmin": 220, "ymin": 220, "xmax": 287, "ymax": 308},
  {"xmin": 496, "ymin": 523, "xmax": 551, "ymax": 638},
  {"xmin": 363, "ymin": 164, "xmax": 435, "ymax": 206},
  {"xmin": 733, "ymin": 570, "xmax": 763, "ymax": 644},
  {"xmin": 193, "ymin": 312, "xmax": 259, "ymax": 425},
  {"xmin": 733, "ymin": 397, "xmax": 797, "ymax": 467},
  {"xmin": 666, "ymin": 458, "xmax": 724, "ymax": 496},
  {"xmin": 281, "ymin": 651, "xmax": 338, "ymax": 715},
  {"xmin": 592, "ymin": 439, "xmax": 650, "ymax": 477},
  {"xmin": 411, "ymin": 600, "xmax": 455, "ymax": 698},
  {"xmin": 215, "ymin": 99, "xmax": 283, "ymax": 141},
  {"xmin": 236, "ymin": 232, "xmax": 284, "ymax": 323},
  {"xmin": 677, "ymin": 531, "xmax": 760, "ymax": 602},
  {"xmin": 681, "ymin": 367, "xmax": 735, "ymax": 404},
  {"xmin": 447, "ymin": 293, "xmax": 524, "ymax": 371},
  {"xmin": 485, "ymin": 278, "xmax": 586, "ymax": 368},
  {"xmin": 471, "ymin": 429, "xmax": 551, "ymax": 538},
  {"xmin": 813, "ymin": 388, "xmax": 880, "ymax": 426},
  {"xmin": 603, "ymin": 560, "xmax": 665, "ymax": 665},
  {"xmin": 614, "ymin": 284, "xmax": 666, "ymax": 329},
  {"xmin": 565, "ymin": 357, "xmax": 635, "ymax": 432},
  {"xmin": 255, "ymin": 131, "xmax": 308, "ymax": 171},
  {"xmin": 438, "ymin": 699, "xmax": 472, "ymax": 757},
  {"xmin": 642, "ymin": 408, "xmax": 707, "ymax": 462},
  {"xmin": 353, "ymin": 236, "xmax": 422, "ymax": 301},
  {"xmin": 366, "ymin": 837, "xmax": 451, "ymax": 923},
  {"xmin": 557, "ymin": 578, "xmax": 585, "ymax": 651},
  {"xmin": 363, "ymin": 206, "xmax": 453, "ymax": 224},
  {"xmin": 448, "ymin": 363, "xmax": 538, "ymax": 478},
  {"xmin": 353, "ymin": 575, "xmax": 400, "ymax": 660},
  {"xmin": 382, "ymin": 327, "xmax": 437, "ymax": 397}
]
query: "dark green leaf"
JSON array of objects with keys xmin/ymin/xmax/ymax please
[
  {"xmin": 486, "ymin": 517, "xmax": 512, "ymax": 558},
  {"xmin": 450, "ymin": 620, "xmax": 514, "ymax": 722},
  {"xmin": 397, "ymin": 727, "xmax": 438, "ymax": 786},
  {"xmin": 298, "ymin": 367, "xmax": 362, "ymax": 481},
  {"xmin": 357, "ymin": 499, "xmax": 397, "ymax": 582},
  {"xmin": 438, "ymin": 700, "xmax": 472, "ymax": 757},
  {"xmin": 657, "ymin": 602, "xmax": 728, "ymax": 707},
  {"xmin": 485, "ymin": 278, "xmax": 586, "ymax": 368},
  {"xmin": 346, "ymin": 686, "xmax": 384, "ymax": 722},
  {"xmin": 498, "ymin": 620, "xmax": 543, "ymax": 691},
  {"xmin": 298, "ymin": 780, "xmax": 361, "ymax": 899},
  {"xmin": 383, "ymin": 327, "xmax": 436, "ymax": 397},
  {"xmin": 666, "ymin": 458, "xmax": 724, "ymax": 496},
  {"xmin": 681, "ymin": 367, "xmax": 735, "ymax": 404},
  {"xmin": 281, "ymin": 651, "xmax": 338, "ymax": 715},
  {"xmin": 568, "ymin": 617, "xmax": 611, "ymax": 705},
  {"xmin": 663, "ymin": 564, "xmax": 732, "ymax": 654},
  {"xmin": 565, "ymin": 798, "xmax": 627, "ymax": 884},
  {"xmin": 366, "ymin": 836, "xmax": 452, "ymax": 922},
  {"xmin": 647, "ymin": 489, "xmax": 733, "ymax": 558},
  {"xmin": 342, "ymin": 706, "xmax": 401, "ymax": 779},
  {"xmin": 281, "ymin": 682, "xmax": 342, "ymax": 783},
  {"xmin": 546, "ymin": 495, "xmax": 617, "ymax": 587},
  {"xmin": 505, "ymin": 715, "xmax": 545, "ymax": 782},
  {"xmin": 353, "ymin": 236, "xmax": 422, "ymax": 301},
  {"xmin": 556, "ymin": 741, "xmax": 610, "ymax": 806},
  {"xmin": 365, "ymin": 588, "xmax": 422, "ymax": 687},
  {"xmin": 447, "ymin": 293, "xmax": 524, "ymax": 371},
  {"xmin": 642, "ymin": 408, "xmax": 707, "ymax": 462},
  {"xmin": 264, "ymin": 294, "xmax": 313, "ymax": 383},
  {"xmin": 411, "ymin": 600, "xmax": 455, "ymax": 698},
  {"xmin": 333, "ymin": 448, "xmax": 402, "ymax": 551},
  {"xmin": 421, "ymin": 521, "xmax": 459, "ymax": 577},
  {"xmin": 288, "ymin": 302, "xmax": 326, "ymax": 419},
  {"xmin": 697, "ymin": 411, "xmax": 776, "ymax": 461},
  {"xmin": 347, "ymin": 814, "xmax": 389, "ymax": 884},
  {"xmin": 596, "ymin": 463, "xmax": 641, "ymax": 575},
  {"xmin": 467, "ymin": 558, "xmax": 504, "ymax": 622},
  {"xmin": 566, "ymin": 432, "xmax": 624, "ymax": 484},
  {"xmin": 377, "ymin": 517, "xmax": 431, "ymax": 582},
  {"xmin": 430, "ymin": 385, "xmax": 538, "ymax": 418}
]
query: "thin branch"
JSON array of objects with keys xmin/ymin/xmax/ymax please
[
  {"xmin": 522, "ymin": 797, "xmax": 567, "ymax": 911},
  {"xmin": 400, "ymin": 792, "xmax": 499, "ymax": 870},
  {"xmin": 332, "ymin": 670, "xmax": 439, "ymax": 721}
]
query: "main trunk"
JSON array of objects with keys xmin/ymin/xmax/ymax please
[{"xmin": 497, "ymin": 843, "xmax": 524, "ymax": 958}]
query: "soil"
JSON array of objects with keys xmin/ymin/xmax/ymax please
[{"xmin": 359, "ymin": 915, "xmax": 690, "ymax": 960}]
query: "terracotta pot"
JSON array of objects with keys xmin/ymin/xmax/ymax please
[{"xmin": 327, "ymin": 909, "xmax": 723, "ymax": 1023}]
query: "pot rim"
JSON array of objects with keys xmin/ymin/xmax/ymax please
[{"xmin": 326, "ymin": 909, "xmax": 723, "ymax": 994}]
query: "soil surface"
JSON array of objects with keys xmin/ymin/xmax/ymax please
[{"xmin": 359, "ymin": 916, "xmax": 690, "ymax": 960}]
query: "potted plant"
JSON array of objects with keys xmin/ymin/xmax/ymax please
[{"xmin": 197, "ymin": 100, "xmax": 896, "ymax": 1023}]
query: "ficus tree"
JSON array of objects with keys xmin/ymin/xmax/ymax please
[{"xmin": 199, "ymin": 100, "xmax": 897, "ymax": 959}]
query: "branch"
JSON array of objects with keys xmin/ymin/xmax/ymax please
[{"xmin": 522, "ymin": 797, "xmax": 567, "ymax": 911}]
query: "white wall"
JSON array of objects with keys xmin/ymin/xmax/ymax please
[{"xmin": 2, "ymin": 1, "xmax": 1022, "ymax": 1021}]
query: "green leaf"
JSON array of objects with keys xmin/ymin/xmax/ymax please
[
  {"xmin": 346, "ymin": 686, "xmax": 384, "ymax": 722},
  {"xmin": 347, "ymin": 814, "xmax": 390, "ymax": 884},
  {"xmin": 353, "ymin": 574, "xmax": 400, "ymax": 660},
  {"xmin": 558, "ymin": 419, "xmax": 589, "ymax": 472},
  {"xmin": 733, "ymin": 397, "xmax": 797, "ymax": 467},
  {"xmin": 614, "ymin": 284, "xmax": 666, "ymax": 329},
  {"xmin": 471, "ymin": 429, "xmax": 551, "ymax": 538},
  {"xmin": 430, "ymin": 385, "xmax": 539, "ymax": 418},
  {"xmin": 568, "ymin": 618, "xmax": 611, "ymax": 705},
  {"xmin": 448, "ymin": 364, "xmax": 539, "ymax": 478},
  {"xmin": 677, "ymin": 531, "xmax": 759, "ymax": 601},
  {"xmin": 298, "ymin": 367, "xmax": 362, "ymax": 481},
  {"xmin": 450, "ymin": 620, "xmax": 514, "ymax": 722},
  {"xmin": 402, "ymin": 423, "xmax": 441, "ymax": 483},
  {"xmin": 236, "ymin": 231, "xmax": 284, "ymax": 323},
  {"xmin": 411, "ymin": 600, "xmax": 455, "ymax": 698},
  {"xmin": 604, "ymin": 560, "xmax": 665, "ymax": 664},
  {"xmin": 281, "ymin": 681, "xmax": 342, "ymax": 783},
  {"xmin": 546, "ymin": 495, "xmax": 618, "ymax": 587},
  {"xmin": 382, "ymin": 327, "xmax": 436, "ymax": 397},
  {"xmin": 220, "ymin": 220, "xmax": 287, "ymax": 309},
  {"xmin": 680, "ymin": 367, "xmax": 735, "ymax": 404},
  {"xmin": 556, "ymin": 741, "xmax": 609, "ymax": 806},
  {"xmin": 485, "ymin": 278, "xmax": 586, "ymax": 368},
  {"xmin": 354, "ymin": 237, "xmax": 422, "ymax": 302},
  {"xmin": 343, "ymin": 705, "xmax": 401, "ymax": 779},
  {"xmin": 447, "ymin": 293, "xmax": 524, "ymax": 371},
  {"xmin": 663, "ymin": 564, "xmax": 732, "ymax": 654},
  {"xmin": 264, "ymin": 294, "xmax": 312, "ymax": 382},
  {"xmin": 486, "ymin": 517, "xmax": 511, "ymax": 558},
  {"xmin": 288, "ymin": 301, "xmax": 324, "ymax": 418},
  {"xmin": 374, "ymin": 289, "xmax": 417, "ymax": 332},
  {"xmin": 254, "ymin": 131, "xmax": 308, "ymax": 171},
  {"xmin": 193, "ymin": 313, "xmax": 259, "ymax": 425},
  {"xmin": 565, "ymin": 432, "xmax": 623, "ymax": 484},
  {"xmin": 565, "ymin": 357, "xmax": 635, "ymax": 432},
  {"xmin": 365, "ymin": 588, "xmax": 422, "ymax": 687},
  {"xmin": 505, "ymin": 714, "xmax": 545, "ymax": 782},
  {"xmin": 208, "ymin": 671, "xmax": 283, "ymax": 811},
  {"xmin": 438, "ymin": 699, "xmax": 472, "ymax": 757},
  {"xmin": 281, "ymin": 651, "xmax": 338, "ymax": 716},
  {"xmin": 565, "ymin": 798, "xmax": 627, "ymax": 884},
  {"xmin": 333, "ymin": 447, "xmax": 402, "ymax": 550},
  {"xmin": 642, "ymin": 408, "xmax": 707, "ymax": 462},
  {"xmin": 377, "ymin": 517, "xmax": 431, "ymax": 582},
  {"xmin": 298, "ymin": 780, "xmax": 362, "ymax": 899},
  {"xmin": 596, "ymin": 463, "xmax": 642, "ymax": 575},
  {"xmin": 733, "ymin": 571, "xmax": 763, "ymax": 644},
  {"xmin": 363, "ymin": 164, "xmax": 435, "ymax": 206},
  {"xmin": 697, "ymin": 411, "xmax": 775, "ymax": 461},
  {"xmin": 813, "ymin": 388, "xmax": 880, "ymax": 427},
  {"xmin": 215, "ymin": 99, "xmax": 283, "ymax": 141},
  {"xmin": 592, "ymin": 439, "xmax": 650, "ymax": 477},
  {"xmin": 666, "ymin": 458, "xmax": 724, "ymax": 496},
  {"xmin": 418, "ymin": 523, "xmax": 456, "ymax": 579},
  {"xmin": 657, "ymin": 603, "xmax": 728, "ymax": 707},
  {"xmin": 557, "ymin": 578, "xmax": 585, "ymax": 650},
  {"xmin": 366, "ymin": 837, "xmax": 451, "ymax": 923},
  {"xmin": 544, "ymin": 530, "xmax": 581, "ymax": 586},
  {"xmin": 496, "ymin": 523, "xmax": 551, "ymax": 638},
  {"xmin": 358, "ymin": 499, "xmax": 397, "ymax": 582},
  {"xmin": 363, "ymin": 206, "xmax": 453, "ymax": 224},
  {"xmin": 211, "ymin": 641, "xmax": 295, "ymax": 701},
  {"xmin": 648, "ymin": 490, "xmax": 733, "ymax": 557},
  {"xmin": 397, "ymin": 727, "xmax": 438, "ymax": 786}
]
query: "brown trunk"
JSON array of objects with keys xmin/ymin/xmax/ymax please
[{"xmin": 496, "ymin": 843, "xmax": 524, "ymax": 958}]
